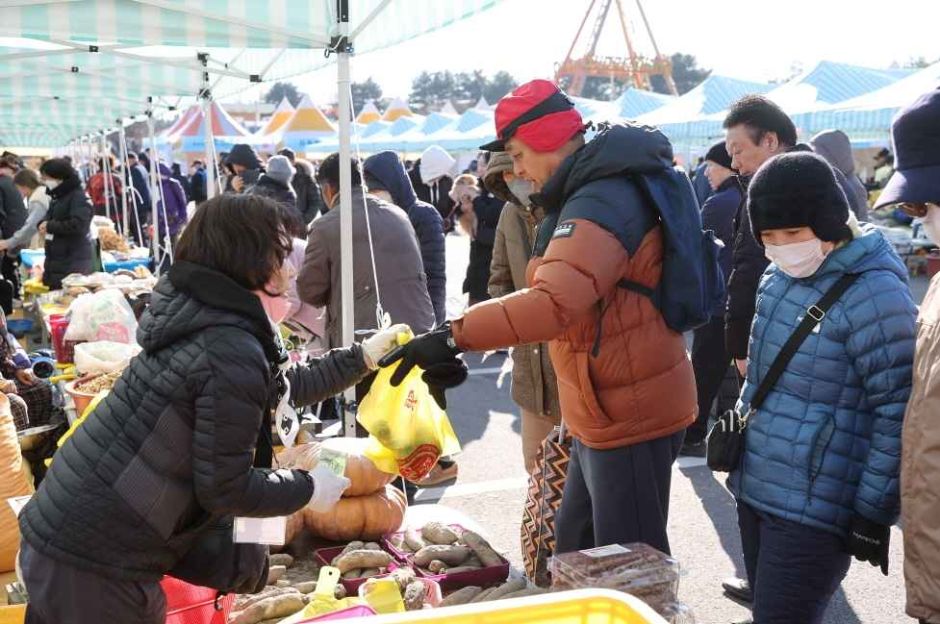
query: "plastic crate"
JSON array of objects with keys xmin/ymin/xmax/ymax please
[
  {"xmin": 161, "ymin": 576, "xmax": 234, "ymax": 624},
  {"xmin": 0, "ymin": 605, "xmax": 25, "ymax": 624},
  {"xmin": 313, "ymin": 546, "xmax": 400, "ymax": 594},
  {"xmin": 49, "ymin": 314, "xmax": 83, "ymax": 364},
  {"xmin": 337, "ymin": 589, "xmax": 667, "ymax": 623}
]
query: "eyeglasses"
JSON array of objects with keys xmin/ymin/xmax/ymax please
[{"xmin": 898, "ymin": 202, "xmax": 939, "ymax": 218}]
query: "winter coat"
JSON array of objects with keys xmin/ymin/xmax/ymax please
[
  {"xmin": 488, "ymin": 201, "xmax": 561, "ymax": 420},
  {"xmin": 902, "ymin": 273, "xmax": 940, "ymax": 623},
  {"xmin": 0, "ymin": 175, "xmax": 27, "ymax": 241},
  {"xmin": 409, "ymin": 161, "xmax": 454, "ymax": 224},
  {"xmin": 3, "ymin": 186, "xmax": 48, "ymax": 251},
  {"xmin": 86, "ymin": 172, "xmax": 123, "ymax": 216},
  {"xmin": 189, "ymin": 168, "xmax": 207, "ymax": 204},
  {"xmin": 701, "ymin": 177, "xmax": 741, "ymax": 316},
  {"xmin": 728, "ymin": 226, "xmax": 916, "ymax": 537},
  {"xmin": 249, "ymin": 175, "xmax": 302, "ymax": 226},
  {"xmin": 452, "ymin": 124, "xmax": 697, "ymax": 450},
  {"xmin": 155, "ymin": 164, "xmax": 189, "ymax": 238},
  {"xmin": 293, "ymin": 164, "xmax": 324, "ymax": 225},
  {"xmin": 811, "ymin": 130, "xmax": 869, "ymax": 222},
  {"xmin": 19, "ymin": 261, "xmax": 370, "ymax": 582},
  {"xmin": 363, "ymin": 152, "xmax": 447, "ymax": 325},
  {"xmin": 692, "ymin": 161, "xmax": 713, "ymax": 208},
  {"xmin": 297, "ymin": 187, "xmax": 435, "ymax": 348},
  {"xmin": 42, "ymin": 176, "xmax": 93, "ymax": 289}
]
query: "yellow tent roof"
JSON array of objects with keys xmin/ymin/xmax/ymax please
[
  {"xmin": 260, "ymin": 97, "xmax": 295, "ymax": 136},
  {"xmin": 382, "ymin": 97, "xmax": 413, "ymax": 122},
  {"xmin": 283, "ymin": 95, "xmax": 336, "ymax": 133},
  {"xmin": 356, "ymin": 100, "xmax": 381, "ymax": 124}
]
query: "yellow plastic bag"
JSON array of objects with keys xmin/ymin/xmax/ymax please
[
  {"xmin": 357, "ymin": 362, "xmax": 460, "ymax": 482},
  {"xmin": 279, "ymin": 567, "xmax": 364, "ymax": 623},
  {"xmin": 44, "ymin": 392, "xmax": 108, "ymax": 468}
]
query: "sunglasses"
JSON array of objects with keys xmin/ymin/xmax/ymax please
[{"xmin": 898, "ymin": 202, "xmax": 939, "ymax": 218}]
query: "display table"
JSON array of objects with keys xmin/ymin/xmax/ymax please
[{"xmin": 19, "ymin": 249, "xmax": 153, "ymax": 273}]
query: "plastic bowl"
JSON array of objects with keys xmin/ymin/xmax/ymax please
[{"xmin": 65, "ymin": 377, "xmax": 101, "ymax": 416}]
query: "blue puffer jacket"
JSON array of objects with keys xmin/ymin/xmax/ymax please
[
  {"xmin": 363, "ymin": 152, "xmax": 447, "ymax": 325},
  {"xmin": 729, "ymin": 225, "xmax": 916, "ymax": 536}
]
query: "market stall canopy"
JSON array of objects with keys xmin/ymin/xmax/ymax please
[
  {"xmin": 176, "ymin": 100, "xmax": 252, "ymax": 152},
  {"xmin": 258, "ymin": 97, "xmax": 296, "ymax": 136},
  {"xmin": 636, "ymin": 75, "xmax": 771, "ymax": 127},
  {"xmin": 613, "ymin": 87, "xmax": 675, "ymax": 119},
  {"xmin": 431, "ymin": 107, "xmax": 495, "ymax": 152},
  {"xmin": 474, "ymin": 96, "xmax": 491, "ymax": 111},
  {"xmin": 356, "ymin": 100, "xmax": 382, "ymax": 124},
  {"xmin": 382, "ymin": 97, "xmax": 414, "ymax": 122},
  {"xmin": 278, "ymin": 94, "xmax": 337, "ymax": 150},
  {"xmin": 571, "ymin": 96, "xmax": 618, "ymax": 123},
  {"xmin": 441, "ymin": 101, "xmax": 460, "ymax": 116},
  {"xmin": 160, "ymin": 105, "xmax": 200, "ymax": 140},
  {"xmin": 765, "ymin": 61, "xmax": 911, "ymax": 113},
  {"xmin": 388, "ymin": 111, "xmax": 460, "ymax": 150}
]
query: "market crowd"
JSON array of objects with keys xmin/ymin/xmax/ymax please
[{"xmin": 2, "ymin": 79, "xmax": 938, "ymax": 624}]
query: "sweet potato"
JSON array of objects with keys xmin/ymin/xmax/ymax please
[
  {"xmin": 413, "ymin": 545, "xmax": 470, "ymax": 568},
  {"xmin": 470, "ymin": 587, "xmax": 497, "ymax": 603},
  {"xmin": 275, "ymin": 580, "xmax": 291, "ymax": 588},
  {"xmin": 331, "ymin": 541, "xmax": 365, "ymax": 565},
  {"xmin": 359, "ymin": 568, "xmax": 381, "ymax": 578},
  {"xmin": 390, "ymin": 567, "xmax": 417, "ymax": 592},
  {"xmin": 403, "ymin": 580, "xmax": 426, "ymax": 611},
  {"xmin": 440, "ymin": 565, "xmax": 481, "ymax": 574},
  {"xmin": 292, "ymin": 581, "xmax": 317, "ymax": 594},
  {"xmin": 404, "ymin": 528, "xmax": 428, "ymax": 552},
  {"xmin": 421, "ymin": 522, "xmax": 459, "ymax": 545},
  {"xmin": 233, "ymin": 587, "xmax": 300, "ymax": 612},
  {"xmin": 501, "ymin": 587, "xmax": 548, "ymax": 600},
  {"xmin": 363, "ymin": 542, "xmax": 382, "ymax": 551},
  {"xmin": 487, "ymin": 578, "xmax": 527, "ymax": 600},
  {"xmin": 439, "ymin": 586, "xmax": 482, "ymax": 607},
  {"xmin": 230, "ymin": 593, "xmax": 307, "ymax": 624},
  {"xmin": 266, "ymin": 565, "xmax": 287, "ymax": 585},
  {"xmin": 269, "ymin": 553, "xmax": 294, "ymax": 568},
  {"xmin": 341, "ymin": 568, "xmax": 363, "ymax": 579},
  {"xmin": 464, "ymin": 556, "xmax": 484, "ymax": 568},
  {"xmin": 428, "ymin": 560, "xmax": 447, "ymax": 574},
  {"xmin": 460, "ymin": 530, "xmax": 503, "ymax": 567},
  {"xmin": 333, "ymin": 549, "xmax": 393, "ymax": 574}
]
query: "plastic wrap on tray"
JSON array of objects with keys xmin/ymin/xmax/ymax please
[
  {"xmin": 550, "ymin": 543, "xmax": 680, "ymax": 615},
  {"xmin": 661, "ymin": 601, "xmax": 696, "ymax": 624}
]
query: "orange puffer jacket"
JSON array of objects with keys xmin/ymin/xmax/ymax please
[{"xmin": 452, "ymin": 125, "xmax": 696, "ymax": 449}]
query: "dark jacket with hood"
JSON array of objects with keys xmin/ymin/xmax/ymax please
[
  {"xmin": 19, "ymin": 262, "xmax": 370, "ymax": 582},
  {"xmin": 363, "ymin": 151, "xmax": 446, "ymax": 325},
  {"xmin": 250, "ymin": 175, "xmax": 299, "ymax": 218},
  {"xmin": 725, "ymin": 143, "xmax": 864, "ymax": 359},
  {"xmin": 701, "ymin": 177, "xmax": 741, "ymax": 316},
  {"xmin": 451, "ymin": 123, "xmax": 696, "ymax": 449},
  {"xmin": 0, "ymin": 174, "xmax": 28, "ymax": 239},
  {"xmin": 293, "ymin": 162, "xmax": 325, "ymax": 225},
  {"xmin": 42, "ymin": 175, "xmax": 93, "ymax": 289},
  {"xmin": 811, "ymin": 129, "xmax": 869, "ymax": 221},
  {"xmin": 409, "ymin": 160, "xmax": 454, "ymax": 225},
  {"xmin": 226, "ymin": 145, "xmax": 263, "ymax": 190},
  {"xmin": 156, "ymin": 163, "xmax": 189, "ymax": 238}
]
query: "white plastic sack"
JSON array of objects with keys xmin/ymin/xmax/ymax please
[
  {"xmin": 64, "ymin": 290, "xmax": 138, "ymax": 343},
  {"xmin": 74, "ymin": 341, "xmax": 141, "ymax": 375}
]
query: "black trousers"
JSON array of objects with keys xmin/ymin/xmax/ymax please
[
  {"xmin": 688, "ymin": 315, "xmax": 732, "ymax": 444},
  {"xmin": 21, "ymin": 541, "xmax": 165, "ymax": 624},
  {"xmin": 555, "ymin": 431, "xmax": 684, "ymax": 555},
  {"xmin": 0, "ymin": 254, "xmax": 19, "ymax": 314}
]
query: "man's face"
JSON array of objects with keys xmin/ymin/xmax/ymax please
[
  {"xmin": 705, "ymin": 161, "xmax": 733, "ymax": 191},
  {"xmin": 320, "ymin": 182, "xmax": 336, "ymax": 209},
  {"xmin": 505, "ymin": 137, "xmax": 564, "ymax": 191},
  {"xmin": 725, "ymin": 125, "xmax": 781, "ymax": 177},
  {"xmin": 231, "ymin": 163, "xmax": 246, "ymax": 175}
]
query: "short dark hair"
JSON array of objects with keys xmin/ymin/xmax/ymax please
[
  {"xmin": 278, "ymin": 148, "xmax": 296, "ymax": 164},
  {"xmin": 363, "ymin": 173, "xmax": 387, "ymax": 194},
  {"xmin": 39, "ymin": 158, "xmax": 75, "ymax": 181},
  {"xmin": 723, "ymin": 95, "xmax": 798, "ymax": 148},
  {"xmin": 13, "ymin": 168, "xmax": 40, "ymax": 190},
  {"xmin": 0, "ymin": 156, "xmax": 20, "ymax": 173},
  {"xmin": 315, "ymin": 153, "xmax": 362, "ymax": 189},
  {"xmin": 175, "ymin": 194, "xmax": 293, "ymax": 291}
]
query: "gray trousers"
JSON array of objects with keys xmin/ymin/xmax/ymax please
[
  {"xmin": 20, "ymin": 541, "xmax": 165, "ymax": 624},
  {"xmin": 555, "ymin": 431, "xmax": 684, "ymax": 555}
]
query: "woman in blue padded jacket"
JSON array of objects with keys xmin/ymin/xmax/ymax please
[{"xmin": 728, "ymin": 152, "xmax": 916, "ymax": 624}]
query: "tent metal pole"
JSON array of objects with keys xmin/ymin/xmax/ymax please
[
  {"xmin": 117, "ymin": 120, "xmax": 131, "ymax": 239},
  {"xmin": 336, "ymin": 0, "xmax": 356, "ymax": 437},
  {"xmin": 200, "ymin": 54, "xmax": 217, "ymax": 200},
  {"xmin": 146, "ymin": 105, "xmax": 161, "ymax": 275}
]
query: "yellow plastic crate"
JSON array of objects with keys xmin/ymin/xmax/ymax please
[
  {"xmin": 0, "ymin": 605, "xmax": 25, "ymax": 624},
  {"xmin": 349, "ymin": 589, "xmax": 667, "ymax": 624}
]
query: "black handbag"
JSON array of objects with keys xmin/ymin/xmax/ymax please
[{"xmin": 707, "ymin": 273, "xmax": 860, "ymax": 472}]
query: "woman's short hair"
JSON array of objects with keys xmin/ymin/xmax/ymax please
[
  {"xmin": 39, "ymin": 158, "xmax": 75, "ymax": 181},
  {"xmin": 13, "ymin": 168, "xmax": 41, "ymax": 191},
  {"xmin": 175, "ymin": 194, "xmax": 293, "ymax": 291}
]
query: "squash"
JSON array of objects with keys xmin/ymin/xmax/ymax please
[
  {"xmin": 277, "ymin": 439, "xmax": 395, "ymax": 497},
  {"xmin": 284, "ymin": 510, "xmax": 305, "ymax": 545},
  {"xmin": 304, "ymin": 485, "xmax": 406, "ymax": 542}
]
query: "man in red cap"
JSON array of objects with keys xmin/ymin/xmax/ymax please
[{"xmin": 385, "ymin": 80, "xmax": 696, "ymax": 555}]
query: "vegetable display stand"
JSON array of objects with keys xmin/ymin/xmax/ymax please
[
  {"xmin": 334, "ymin": 589, "xmax": 668, "ymax": 623},
  {"xmin": 161, "ymin": 576, "xmax": 234, "ymax": 624}
]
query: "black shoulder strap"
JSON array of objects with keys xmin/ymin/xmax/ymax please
[{"xmin": 749, "ymin": 272, "xmax": 860, "ymax": 412}]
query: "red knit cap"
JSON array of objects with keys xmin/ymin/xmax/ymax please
[{"xmin": 480, "ymin": 80, "xmax": 585, "ymax": 153}]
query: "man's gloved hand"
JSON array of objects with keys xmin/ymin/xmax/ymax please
[
  {"xmin": 361, "ymin": 323, "xmax": 411, "ymax": 370},
  {"xmin": 422, "ymin": 360, "xmax": 469, "ymax": 409},
  {"xmin": 381, "ymin": 323, "xmax": 462, "ymax": 386},
  {"xmin": 307, "ymin": 464, "xmax": 351, "ymax": 513},
  {"xmin": 847, "ymin": 515, "xmax": 890, "ymax": 575}
]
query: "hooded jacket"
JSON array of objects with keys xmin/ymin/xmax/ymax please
[
  {"xmin": 729, "ymin": 226, "xmax": 915, "ymax": 536},
  {"xmin": 249, "ymin": 174, "xmax": 301, "ymax": 223},
  {"xmin": 452, "ymin": 124, "xmax": 697, "ymax": 449},
  {"xmin": 902, "ymin": 273, "xmax": 940, "ymax": 623},
  {"xmin": 19, "ymin": 262, "xmax": 369, "ymax": 582},
  {"xmin": 42, "ymin": 175, "xmax": 93, "ymax": 289},
  {"xmin": 0, "ymin": 174, "xmax": 27, "ymax": 240},
  {"xmin": 811, "ymin": 130, "xmax": 869, "ymax": 221},
  {"xmin": 156, "ymin": 163, "xmax": 189, "ymax": 238},
  {"xmin": 363, "ymin": 151, "xmax": 446, "ymax": 325},
  {"xmin": 293, "ymin": 161, "xmax": 325, "ymax": 225},
  {"xmin": 226, "ymin": 145, "xmax": 263, "ymax": 189},
  {"xmin": 297, "ymin": 187, "xmax": 435, "ymax": 348},
  {"xmin": 409, "ymin": 156, "xmax": 454, "ymax": 223}
]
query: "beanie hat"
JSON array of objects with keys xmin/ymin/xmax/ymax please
[
  {"xmin": 266, "ymin": 155, "xmax": 295, "ymax": 186},
  {"xmin": 705, "ymin": 141, "xmax": 733, "ymax": 171},
  {"xmin": 748, "ymin": 152, "xmax": 852, "ymax": 244}
]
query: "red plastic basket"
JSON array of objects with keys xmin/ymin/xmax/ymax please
[
  {"xmin": 49, "ymin": 314, "xmax": 83, "ymax": 364},
  {"xmin": 161, "ymin": 576, "xmax": 234, "ymax": 624}
]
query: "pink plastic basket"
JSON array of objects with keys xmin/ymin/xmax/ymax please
[
  {"xmin": 295, "ymin": 605, "xmax": 378, "ymax": 621},
  {"xmin": 161, "ymin": 576, "xmax": 234, "ymax": 624},
  {"xmin": 313, "ymin": 546, "xmax": 399, "ymax": 594}
]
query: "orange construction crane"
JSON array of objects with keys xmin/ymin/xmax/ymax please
[{"xmin": 555, "ymin": 0, "xmax": 678, "ymax": 97}]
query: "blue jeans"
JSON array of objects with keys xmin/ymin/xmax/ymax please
[{"xmin": 737, "ymin": 501, "xmax": 851, "ymax": 624}]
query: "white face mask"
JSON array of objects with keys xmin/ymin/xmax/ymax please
[
  {"xmin": 507, "ymin": 178, "xmax": 535, "ymax": 206},
  {"xmin": 922, "ymin": 204, "xmax": 940, "ymax": 245},
  {"xmin": 764, "ymin": 238, "xmax": 829, "ymax": 279},
  {"xmin": 43, "ymin": 178, "xmax": 60, "ymax": 190}
]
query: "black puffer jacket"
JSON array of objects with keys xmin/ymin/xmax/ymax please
[
  {"xmin": 42, "ymin": 176, "xmax": 93, "ymax": 289},
  {"xmin": 19, "ymin": 262, "xmax": 370, "ymax": 582},
  {"xmin": 249, "ymin": 175, "xmax": 302, "ymax": 226},
  {"xmin": 293, "ymin": 164, "xmax": 325, "ymax": 225},
  {"xmin": 0, "ymin": 174, "xmax": 27, "ymax": 240}
]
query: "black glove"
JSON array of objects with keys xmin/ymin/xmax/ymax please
[
  {"xmin": 847, "ymin": 515, "xmax": 890, "ymax": 575},
  {"xmin": 421, "ymin": 360, "xmax": 469, "ymax": 409},
  {"xmin": 380, "ymin": 323, "xmax": 462, "ymax": 386}
]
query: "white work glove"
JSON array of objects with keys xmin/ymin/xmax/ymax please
[
  {"xmin": 361, "ymin": 323, "xmax": 411, "ymax": 370},
  {"xmin": 307, "ymin": 464, "xmax": 351, "ymax": 513}
]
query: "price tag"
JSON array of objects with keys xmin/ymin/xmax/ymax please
[
  {"xmin": 7, "ymin": 495, "xmax": 31, "ymax": 517},
  {"xmin": 319, "ymin": 447, "xmax": 347, "ymax": 477},
  {"xmin": 579, "ymin": 544, "xmax": 631, "ymax": 558},
  {"xmin": 233, "ymin": 515, "xmax": 287, "ymax": 546},
  {"xmin": 278, "ymin": 404, "xmax": 300, "ymax": 449}
]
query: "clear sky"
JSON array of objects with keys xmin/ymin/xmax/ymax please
[{"xmin": 286, "ymin": 0, "xmax": 939, "ymax": 104}]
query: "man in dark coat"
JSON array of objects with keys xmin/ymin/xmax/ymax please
[
  {"xmin": 279, "ymin": 148, "xmax": 325, "ymax": 225},
  {"xmin": 125, "ymin": 153, "xmax": 151, "ymax": 244},
  {"xmin": 363, "ymin": 151, "xmax": 447, "ymax": 325},
  {"xmin": 225, "ymin": 144, "xmax": 264, "ymax": 193},
  {"xmin": 248, "ymin": 156, "xmax": 303, "ymax": 237},
  {"xmin": 0, "ymin": 157, "xmax": 27, "ymax": 312},
  {"xmin": 189, "ymin": 160, "xmax": 207, "ymax": 204}
]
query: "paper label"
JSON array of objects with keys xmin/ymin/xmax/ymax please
[
  {"xmin": 579, "ymin": 544, "xmax": 631, "ymax": 558},
  {"xmin": 319, "ymin": 447, "xmax": 347, "ymax": 477},
  {"xmin": 7, "ymin": 495, "xmax": 31, "ymax": 517},
  {"xmin": 278, "ymin": 404, "xmax": 300, "ymax": 449},
  {"xmin": 233, "ymin": 515, "xmax": 287, "ymax": 546}
]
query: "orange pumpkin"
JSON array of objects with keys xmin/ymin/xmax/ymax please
[
  {"xmin": 304, "ymin": 485, "xmax": 406, "ymax": 542},
  {"xmin": 321, "ymin": 437, "xmax": 396, "ymax": 496}
]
